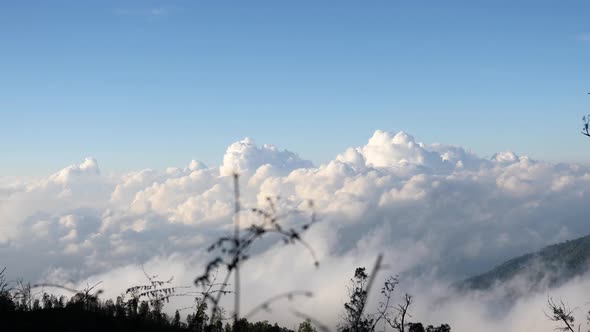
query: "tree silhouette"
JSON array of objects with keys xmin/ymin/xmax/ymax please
[
  {"xmin": 338, "ymin": 265, "xmax": 451, "ymax": 332},
  {"xmin": 0, "ymin": 267, "xmax": 15, "ymax": 312},
  {"xmin": 298, "ymin": 319, "xmax": 318, "ymax": 332},
  {"xmin": 339, "ymin": 267, "xmax": 374, "ymax": 332},
  {"xmin": 173, "ymin": 309, "xmax": 182, "ymax": 328},
  {"xmin": 546, "ymin": 297, "xmax": 579, "ymax": 332}
]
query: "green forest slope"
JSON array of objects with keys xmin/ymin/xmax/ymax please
[{"xmin": 458, "ymin": 234, "xmax": 590, "ymax": 291}]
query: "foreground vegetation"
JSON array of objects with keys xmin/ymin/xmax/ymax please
[{"xmin": 0, "ymin": 263, "xmax": 450, "ymax": 332}]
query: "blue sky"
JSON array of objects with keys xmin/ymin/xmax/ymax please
[{"xmin": 1, "ymin": 1, "xmax": 589, "ymax": 175}]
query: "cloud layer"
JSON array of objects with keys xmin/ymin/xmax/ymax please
[{"xmin": 2, "ymin": 130, "xmax": 590, "ymax": 330}]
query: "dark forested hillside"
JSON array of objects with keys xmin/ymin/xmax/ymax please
[
  {"xmin": 458, "ymin": 234, "xmax": 590, "ymax": 291},
  {"xmin": 1, "ymin": 305, "xmax": 296, "ymax": 332},
  {"xmin": 3, "ymin": 308, "xmax": 187, "ymax": 332},
  {"xmin": 0, "ymin": 288, "xmax": 296, "ymax": 332}
]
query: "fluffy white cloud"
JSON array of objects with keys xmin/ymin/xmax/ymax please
[
  {"xmin": 2, "ymin": 130, "xmax": 590, "ymax": 331},
  {"xmin": 220, "ymin": 137, "xmax": 314, "ymax": 176}
]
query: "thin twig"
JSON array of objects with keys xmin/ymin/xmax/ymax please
[
  {"xmin": 244, "ymin": 290, "xmax": 314, "ymax": 319},
  {"xmin": 233, "ymin": 173, "xmax": 241, "ymax": 326}
]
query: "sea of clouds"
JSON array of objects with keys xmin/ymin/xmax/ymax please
[{"xmin": 2, "ymin": 130, "xmax": 590, "ymax": 331}]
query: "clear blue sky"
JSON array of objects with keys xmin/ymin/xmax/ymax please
[{"xmin": 1, "ymin": 1, "xmax": 589, "ymax": 175}]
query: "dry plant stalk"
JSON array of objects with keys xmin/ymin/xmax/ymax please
[{"xmin": 195, "ymin": 173, "xmax": 319, "ymax": 326}]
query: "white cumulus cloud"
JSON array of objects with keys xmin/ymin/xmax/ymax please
[{"xmin": 2, "ymin": 130, "xmax": 590, "ymax": 331}]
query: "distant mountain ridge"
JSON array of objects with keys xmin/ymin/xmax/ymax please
[{"xmin": 457, "ymin": 234, "xmax": 590, "ymax": 292}]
